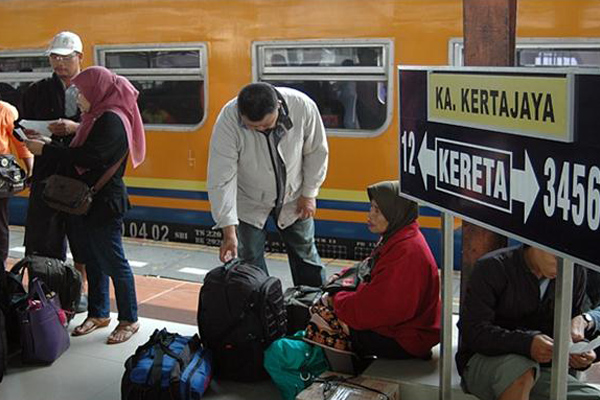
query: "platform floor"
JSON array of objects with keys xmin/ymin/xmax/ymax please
[{"xmin": 2, "ymin": 226, "xmax": 599, "ymax": 400}]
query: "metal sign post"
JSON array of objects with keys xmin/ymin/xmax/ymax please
[
  {"xmin": 551, "ymin": 259, "xmax": 574, "ymax": 400},
  {"xmin": 439, "ymin": 213, "xmax": 454, "ymax": 400}
]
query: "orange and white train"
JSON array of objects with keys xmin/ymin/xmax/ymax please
[{"xmin": 0, "ymin": 0, "xmax": 598, "ymax": 263}]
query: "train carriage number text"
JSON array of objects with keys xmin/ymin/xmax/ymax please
[{"xmin": 123, "ymin": 222, "xmax": 170, "ymax": 241}]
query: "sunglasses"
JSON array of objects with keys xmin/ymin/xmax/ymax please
[{"xmin": 49, "ymin": 53, "xmax": 78, "ymax": 62}]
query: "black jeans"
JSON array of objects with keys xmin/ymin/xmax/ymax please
[
  {"xmin": 350, "ymin": 329, "xmax": 421, "ymax": 360},
  {"xmin": 0, "ymin": 197, "xmax": 8, "ymax": 268}
]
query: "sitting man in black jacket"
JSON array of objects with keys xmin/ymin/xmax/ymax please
[
  {"xmin": 456, "ymin": 245, "xmax": 600, "ymax": 400},
  {"xmin": 572, "ymin": 269, "xmax": 600, "ymax": 344}
]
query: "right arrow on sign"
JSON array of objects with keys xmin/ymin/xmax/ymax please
[
  {"xmin": 510, "ymin": 150, "xmax": 540, "ymax": 223},
  {"xmin": 417, "ymin": 132, "xmax": 436, "ymax": 190}
]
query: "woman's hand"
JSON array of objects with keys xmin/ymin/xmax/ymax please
[
  {"xmin": 321, "ymin": 292, "xmax": 333, "ymax": 308},
  {"xmin": 326, "ymin": 273, "xmax": 341, "ymax": 285},
  {"xmin": 25, "ymin": 139, "xmax": 46, "ymax": 156},
  {"xmin": 48, "ymin": 119, "xmax": 79, "ymax": 136}
]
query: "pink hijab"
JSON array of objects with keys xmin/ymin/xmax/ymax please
[{"xmin": 70, "ymin": 66, "xmax": 146, "ymax": 169}]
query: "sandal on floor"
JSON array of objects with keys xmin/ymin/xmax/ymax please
[
  {"xmin": 106, "ymin": 321, "xmax": 140, "ymax": 345},
  {"xmin": 72, "ymin": 317, "xmax": 111, "ymax": 337}
]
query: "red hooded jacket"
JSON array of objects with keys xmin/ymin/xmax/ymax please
[{"xmin": 332, "ymin": 221, "xmax": 441, "ymax": 358}]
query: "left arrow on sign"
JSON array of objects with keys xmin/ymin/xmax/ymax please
[
  {"xmin": 417, "ymin": 132, "xmax": 436, "ymax": 190},
  {"xmin": 510, "ymin": 150, "xmax": 539, "ymax": 223}
]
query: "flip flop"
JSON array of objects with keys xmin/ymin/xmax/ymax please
[
  {"xmin": 71, "ymin": 317, "xmax": 111, "ymax": 337},
  {"xmin": 106, "ymin": 321, "xmax": 140, "ymax": 345}
]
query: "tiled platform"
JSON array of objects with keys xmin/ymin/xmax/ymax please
[
  {"xmin": 3, "ymin": 227, "xmax": 600, "ymax": 400},
  {"xmin": 6, "ymin": 256, "xmax": 202, "ymax": 326}
]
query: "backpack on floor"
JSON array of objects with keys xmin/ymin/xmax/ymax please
[
  {"xmin": 11, "ymin": 256, "xmax": 82, "ymax": 320},
  {"xmin": 121, "ymin": 329, "xmax": 212, "ymax": 400},
  {"xmin": 197, "ymin": 259, "xmax": 287, "ymax": 382}
]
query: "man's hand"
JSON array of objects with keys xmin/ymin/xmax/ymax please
[
  {"xmin": 24, "ymin": 139, "xmax": 46, "ymax": 156},
  {"xmin": 23, "ymin": 129, "xmax": 51, "ymax": 143},
  {"xmin": 219, "ymin": 225, "xmax": 238, "ymax": 263},
  {"xmin": 531, "ymin": 334, "xmax": 554, "ymax": 363},
  {"xmin": 570, "ymin": 350, "xmax": 596, "ymax": 369},
  {"xmin": 297, "ymin": 196, "xmax": 316, "ymax": 219},
  {"xmin": 572, "ymin": 315, "xmax": 588, "ymax": 343},
  {"xmin": 48, "ymin": 119, "xmax": 79, "ymax": 136}
]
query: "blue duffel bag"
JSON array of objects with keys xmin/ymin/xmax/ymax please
[{"xmin": 121, "ymin": 328, "xmax": 212, "ymax": 400}]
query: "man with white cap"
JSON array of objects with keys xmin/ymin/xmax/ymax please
[{"xmin": 22, "ymin": 31, "xmax": 88, "ymax": 312}]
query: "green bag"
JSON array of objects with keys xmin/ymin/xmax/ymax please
[{"xmin": 264, "ymin": 331, "xmax": 329, "ymax": 400}]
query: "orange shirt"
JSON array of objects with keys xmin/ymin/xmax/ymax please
[{"xmin": 0, "ymin": 101, "xmax": 32, "ymax": 159}]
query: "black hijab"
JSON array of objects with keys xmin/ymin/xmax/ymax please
[{"xmin": 367, "ymin": 180, "xmax": 419, "ymax": 244}]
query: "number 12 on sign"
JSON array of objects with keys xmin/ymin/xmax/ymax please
[{"xmin": 401, "ymin": 130, "xmax": 416, "ymax": 174}]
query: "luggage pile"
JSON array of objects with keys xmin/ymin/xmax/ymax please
[{"xmin": 0, "ymin": 256, "xmax": 78, "ymax": 368}]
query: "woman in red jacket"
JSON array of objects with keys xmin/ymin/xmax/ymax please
[{"xmin": 312, "ymin": 180, "xmax": 441, "ymax": 359}]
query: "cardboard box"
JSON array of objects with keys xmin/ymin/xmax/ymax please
[{"xmin": 296, "ymin": 372, "xmax": 399, "ymax": 400}]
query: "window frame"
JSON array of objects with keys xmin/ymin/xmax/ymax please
[
  {"xmin": 95, "ymin": 43, "xmax": 209, "ymax": 132},
  {"xmin": 252, "ymin": 39, "xmax": 394, "ymax": 137},
  {"xmin": 0, "ymin": 49, "xmax": 52, "ymax": 83},
  {"xmin": 449, "ymin": 37, "xmax": 600, "ymax": 68}
]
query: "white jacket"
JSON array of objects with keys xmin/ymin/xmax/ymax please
[{"xmin": 207, "ymin": 87, "xmax": 329, "ymax": 230}]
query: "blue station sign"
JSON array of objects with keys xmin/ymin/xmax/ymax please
[{"xmin": 398, "ymin": 67, "xmax": 600, "ymax": 269}]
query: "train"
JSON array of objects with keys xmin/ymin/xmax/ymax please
[{"xmin": 0, "ymin": 0, "xmax": 598, "ymax": 266}]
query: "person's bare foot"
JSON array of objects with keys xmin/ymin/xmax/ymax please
[
  {"xmin": 71, "ymin": 317, "xmax": 111, "ymax": 336},
  {"xmin": 106, "ymin": 321, "xmax": 140, "ymax": 344}
]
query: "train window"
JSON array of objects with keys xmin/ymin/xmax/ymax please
[
  {"xmin": 253, "ymin": 40, "xmax": 394, "ymax": 137},
  {"xmin": 449, "ymin": 38, "xmax": 600, "ymax": 68},
  {"xmin": 104, "ymin": 50, "xmax": 200, "ymax": 69},
  {"xmin": 517, "ymin": 48, "xmax": 600, "ymax": 67},
  {"xmin": 96, "ymin": 45, "xmax": 207, "ymax": 130},
  {"xmin": 0, "ymin": 55, "xmax": 50, "ymax": 73},
  {"xmin": 0, "ymin": 51, "xmax": 52, "ymax": 112}
]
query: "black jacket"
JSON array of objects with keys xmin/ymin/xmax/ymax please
[
  {"xmin": 22, "ymin": 73, "xmax": 80, "ymax": 181},
  {"xmin": 455, "ymin": 245, "xmax": 586, "ymax": 375},
  {"xmin": 42, "ymin": 112, "xmax": 130, "ymax": 225}
]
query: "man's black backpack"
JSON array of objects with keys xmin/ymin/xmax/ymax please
[
  {"xmin": 11, "ymin": 256, "xmax": 82, "ymax": 320},
  {"xmin": 197, "ymin": 260, "xmax": 287, "ymax": 382}
]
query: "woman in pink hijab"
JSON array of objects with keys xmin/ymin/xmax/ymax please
[{"xmin": 26, "ymin": 66, "xmax": 146, "ymax": 344}]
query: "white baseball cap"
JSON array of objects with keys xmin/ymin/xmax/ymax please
[{"xmin": 46, "ymin": 31, "xmax": 83, "ymax": 56}]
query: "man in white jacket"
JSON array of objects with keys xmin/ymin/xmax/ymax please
[{"xmin": 207, "ymin": 83, "xmax": 329, "ymax": 286}]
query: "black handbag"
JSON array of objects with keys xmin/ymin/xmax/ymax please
[
  {"xmin": 283, "ymin": 285, "xmax": 322, "ymax": 334},
  {"xmin": 0, "ymin": 154, "xmax": 26, "ymax": 198},
  {"xmin": 322, "ymin": 257, "xmax": 373, "ymax": 295},
  {"xmin": 11, "ymin": 256, "xmax": 82, "ymax": 320},
  {"xmin": 42, "ymin": 152, "xmax": 127, "ymax": 215}
]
